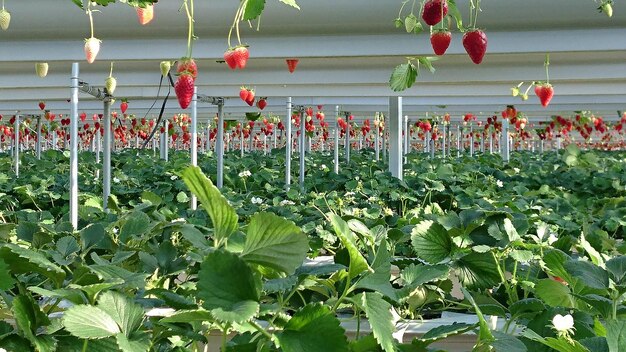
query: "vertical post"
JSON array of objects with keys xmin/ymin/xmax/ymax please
[
  {"xmin": 190, "ymin": 87, "xmax": 198, "ymax": 208},
  {"xmin": 36, "ymin": 116, "xmax": 42, "ymax": 159},
  {"xmin": 216, "ymin": 100, "xmax": 225, "ymax": 189},
  {"xmin": 556, "ymin": 135, "xmax": 561, "ymax": 153},
  {"xmin": 382, "ymin": 114, "xmax": 387, "ymax": 161},
  {"xmin": 240, "ymin": 127, "xmax": 244, "ymax": 157},
  {"xmin": 345, "ymin": 113, "xmax": 350, "ymax": 164},
  {"xmin": 164, "ymin": 120, "xmax": 169, "ymax": 162},
  {"xmin": 388, "ymin": 97, "xmax": 403, "ymax": 180},
  {"xmin": 299, "ymin": 107, "xmax": 306, "ymax": 189},
  {"xmin": 456, "ymin": 125, "xmax": 461, "ymax": 158},
  {"xmin": 470, "ymin": 127, "xmax": 474, "ymax": 156},
  {"xmin": 425, "ymin": 131, "xmax": 430, "ymax": 153},
  {"xmin": 334, "ymin": 105, "xmax": 339, "ymax": 174},
  {"xmin": 441, "ymin": 124, "xmax": 446, "ymax": 158},
  {"xmin": 14, "ymin": 114, "xmax": 19, "ymax": 177},
  {"xmin": 95, "ymin": 126, "xmax": 101, "ymax": 164},
  {"xmin": 375, "ymin": 113, "xmax": 380, "ymax": 161},
  {"xmin": 489, "ymin": 133, "xmax": 493, "ymax": 154},
  {"xmin": 69, "ymin": 63, "xmax": 79, "ymax": 230},
  {"xmin": 540, "ymin": 139, "xmax": 544, "ymax": 153},
  {"xmin": 430, "ymin": 138, "xmax": 435, "ymax": 159},
  {"xmin": 285, "ymin": 97, "xmax": 292, "ymax": 188},
  {"xmin": 103, "ymin": 99, "xmax": 111, "ymax": 210},
  {"xmin": 403, "ymin": 115, "xmax": 409, "ymax": 162},
  {"xmin": 502, "ymin": 118, "xmax": 510, "ymax": 162}
]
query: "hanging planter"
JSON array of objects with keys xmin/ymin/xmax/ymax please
[{"xmin": 286, "ymin": 59, "xmax": 299, "ymax": 73}]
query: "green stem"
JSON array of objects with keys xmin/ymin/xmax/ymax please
[
  {"xmin": 109, "ymin": 62, "xmax": 114, "ymax": 77},
  {"xmin": 545, "ymin": 53, "xmax": 550, "ymax": 84},
  {"xmin": 82, "ymin": 340, "xmax": 89, "ymax": 352},
  {"xmin": 227, "ymin": 2, "xmax": 245, "ymax": 48},
  {"xmin": 331, "ymin": 279, "xmax": 353, "ymax": 312},
  {"xmin": 236, "ymin": 0, "xmax": 246, "ymax": 45},
  {"xmin": 87, "ymin": 8, "xmax": 95, "ymax": 38},
  {"xmin": 249, "ymin": 321, "xmax": 273, "ymax": 341},
  {"xmin": 184, "ymin": 0, "xmax": 194, "ymax": 57}
]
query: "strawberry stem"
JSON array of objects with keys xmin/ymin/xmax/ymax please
[
  {"xmin": 183, "ymin": 0, "xmax": 195, "ymax": 58},
  {"xmin": 545, "ymin": 53, "xmax": 550, "ymax": 85},
  {"xmin": 109, "ymin": 62, "xmax": 114, "ymax": 78},
  {"xmin": 87, "ymin": 7, "xmax": 95, "ymax": 38},
  {"xmin": 227, "ymin": 1, "xmax": 245, "ymax": 48}
]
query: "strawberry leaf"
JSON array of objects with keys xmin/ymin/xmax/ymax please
[
  {"xmin": 243, "ymin": 0, "xmax": 266, "ymax": 21},
  {"xmin": 389, "ymin": 62, "xmax": 418, "ymax": 92},
  {"xmin": 447, "ymin": 0, "xmax": 464, "ymax": 31},
  {"xmin": 277, "ymin": 0, "xmax": 300, "ymax": 10}
]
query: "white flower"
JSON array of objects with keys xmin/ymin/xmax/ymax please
[
  {"xmin": 112, "ymin": 227, "xmax": 119, "ymax": 234},
  {"xmin": 383, "ymin": 207, "xmax": 394, "ymax": 216},
  {"xmin": 547, "ymin": 233, "xmax": 558, "ymax": 245},
  {"xmin": 238, "ymin": 170, "xmax": 252, "ymax": 178},
  {"xmin": 113, "ymin": 177, "xmax": 120, "ymax": 183},
  {"xmin": 170, "ymin": 175, "xmax": 178, "ymax": 180},
  {"xmin": 513, "ymin": 167, "xmax": 520, "ymax": 173},
  {"xmin": 280, "ymin": 200, "xmax": 295, "ymax": 206},
  {"xmin": 552, "ymin": 314, "xmax": 574, "ymax": 332},
  {"xmin": 172, "ymin": 218, "xmax": 186, "ymax": 223},
  {"xmin": 0, "ymin": 348, "xmax": 7, "ymax": 352},
  {"xmin": 320, "ymin": 164, "xmax": 328, "ymax": 170},
  {"xmin": 496, "ymin": 180, "xmax": 504, "ymax": 188},
  {"xmin": 146, "ymin": 308, "xmax": 176, "ymax": 317},
  {"xmin": 251, "ymin": 196, "xmax": 263, "ymax": 205},
  {"xmin": 345, "ymin": 191, "xmax": 355, "ymax": 197}
]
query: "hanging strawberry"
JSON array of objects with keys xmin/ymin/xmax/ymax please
[
  {"xmin": 175, "ymin": 0, "xmax": 197, "ymax": 109},
  {"xmin": 35, "ymin": 63, "xmax": 49, "ymax": 78},
  {"xmin": 105, "ymin": 62, "xmax": 117, "ymax": 94},
  {"xmin": 0, "ymin": 0, "xmax": 10, "ymax": 31},
  {"xmin": 286, "ymin": 59, "xmax": 299, "ymax": 73},
  {"xmin": 534, "ymin": 54, "xmax": 554, "ymax": 107},
  {"xmin": 462, "ymin": 0, "xmax": 487, "ymax": 64}
]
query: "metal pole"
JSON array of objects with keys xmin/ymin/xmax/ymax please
[
  {"xmin": 164, "ymin": 120, "xmax": 169, "ymax": 162},
  {"xmin": 388, "ymin": 97, "xmax": 403, "ymax": 180},
  {"xmin": 299, "ymin": 107, "xmax": 306, "ymax": 189},
  {"xmin": 240, "ymin": 127, "xmax": 244, "ymax": 157},
  {"xmin": 334, "ymin": 105, "xmax": 339, "ymax": 174},
  {"xmin": 540, "ymin": 139, "xmax": 544, "ymax": 153},
  {"xmin": 36, "ymin": 116, "xmax": 42, "ymax": 159},
  {"xmin": 345, "ymin": 114, "xmax": 350, "ymax": 164},
  {"xmin": 470, "ymin": 127, "xmax": 474, "ymax": 156},
  {"xmin": 375, "ymin": 113, "xmax": 380, "ymax": 161},
  {"xmin": 489, "ymin": 133, "xmax": 493, "ymax": 154},
  {"xmin": 190, "ymin": 86, "xmax": 198, "ymax": 208},
  {"xmin": 403, "ymin": 115, "xmax": 409, "ymax": 161},
  {"xmin": 382, "ymin": 114, "xmax": 387, "ymax": 161},
  {"xmin": 441, "ymin": 125, "xmax": 446, "ymax": 157},
  {"xmin": 13, "ymin": 114, "xmax": 19, "ymax": 177},
  {"xmin": 70, "ymin": 63, "xmax": 79, "ymax": 230},
  {"xmin": 103, "ymin": 99, "xmax": 111, "ymax": 210},
  {"xmin": 217, "ymin": 100, "xmax": 225, "ymax": 189},
  {"xmin": 456, "ymin": 125, "xmax": 461, "ymax": 158},
  {"xmin": 502, "ymin": 119, "xmax": 510, "ymax": 162},
  {"xmin": 285, "ymin": 97, "xmax": 292, "ymax": 188}
]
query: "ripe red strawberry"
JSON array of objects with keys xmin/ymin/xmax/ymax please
[
  {"xmin": 233, "ymin": 46, "xmax": 250, "ymax": 69},
  {"xmin": 245, "ymin": 89, "xmax": 255, "ymax": 106},
  {"xmin": 286, "ymin": 59, "xmax": 299, "ymax": 73},
  {"xmin": 256, "ymin": 98, "xmax": 267, "ymax": 110},
  {"xmin": 223, "ymin": 48, "xmax": 237, "ymax": 69},
  {"xmin": 80, "ymin": 112, "xmax": 87, "ymax": 122},
  {"xmin": 38, "ymin": 101, "xmax": 46, "ymax": 110},
  {"xmin": 422, "ymin": 0, "xmax": 448, "ymax": 26},
  {"xmin": 137, "ymin": 4, "xmax": 154, "ymax": 25},
  {"xmin": 430, "ymin": 30, "xmax": 451, "ymax": 56},
  {"xmin": 239, "ymin": 87, "xmax": 250, "ymax": 102},
  {"xmin": 175, "ymin": 73, "xmax": 195, "ymax": 109},
  {"xmin": 84, "ymin": 37, "xmax": 101, "ymax": 64},
  {"xmin": 177, "ymin": 58, "xmax": 198, "ymax": 79},
  {"xmin": 120, "ymin": 100, "xmax": 128, "ymax": 114},
  {"xmin": 534, "ymin": 83, "xmax": 554, "ymax": 107},
  {"xmin": 462, "ymin": 30, "xmax": 488, "ymax": 64}
]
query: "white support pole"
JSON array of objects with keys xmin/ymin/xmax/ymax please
[
  {"xmin": 375, "ymin": 113, "xmax": 380, "ymax": 161},
  {"xmin": 403, "ymin": 115, "xmax": 409, "ymax": 162},
  {"xmin": 489, "ymin": 133, "xmax": 493, "ymax": 154},
  {"xmin": 190, "ymin": 86, "xmax": 198, "ymax": 208},
  {"xmin": 240, "ymin": 127, "xmax": 244, "ymax": 157},
  {"xmin": 540, "ymin": 139, "xmax": 544, "ymax": 153},
  {"xmin": 103, "ymin": 99, "xmax": 111, "ymax": 210},
  {"xmin": 345, "ymin": 114, "xmax": 350, "ymax": 164},
  {"xmin": 164, "ymin": 120, "xmax": 169, "ymax": 162},
  {"xmin": 70, "ymin": 63, "xmax": 79, "ymax": 230},
  {"xmin": 470, "ymin": 127, "xmax": 474, "ymax": 157},
  {"xmin": 456, "ymin": 126, "xmax": 461, "ymax": 158},
  {"xmin": 285, "ymin": 97, "xmax": 293, "ymax": 188},
  {"xmin": 430, "ymin": 138, "xmax": 435, "ymax": 159},
  {"xmin": 441, "ymin": 125, "xmax": 446, "ymax": 157},
  {"xmin": 13, "ymin": 114, "xmax": 19, "ymax": 177},
  {"xmin": 502, "ymin": 119, "xmax": 510, "ymax": 162},
  {"xmin": 388, "ymin": 97, "xmax": 403, "ymax": 180},
  {"xmin": 216, "ymin": 100, "xmax": 225, "ymax": 189},
  {"xmin": 299, "ymin": 106, "xmax": 306, "ymax": 189},
  {"xmin": 334, "ymin": 105, "xmax": 339, "ymax": 174},
  {"xmin": 36, "ymin": 116, "xmax": 42, "ymax": 159}
]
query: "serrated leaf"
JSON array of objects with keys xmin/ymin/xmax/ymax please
[
  {"xmin": 159, "ymin": 309, "xmax": 213, "ymax": 323},
  {"xmin": 181, "ymin": 166, "xmax": 238, "ymax": 245},
  {"xmin": 241, "ymin": 212, "xmax": 308, "ymax": 275},
  {"xmin": 503, "ymin": 218, "xmax": 521, "ymax": 242},
  {"xmin": 278, "ymin": 0, "xmax": 300, "ymax": 10},
  {"xmin": 411, "ymin": 220, "xmax": 453, "ymax": 264},
  {"xmin": 97, "ymin": 291, "xmax": 144, "ymax": 335},
  {"xmin": 454, "ymin": 252, "xmax": 500, "ymax": 289},
  {"xmin": 400, "ymin": 263, "xmax": 449, "ymax": 286},
  {"xmin": 490, "ymin": 331, "xmax": 527, "ymax": 352},
  {"xmin": 115, "ymin": 332, "xmax": 150, "ymax": 352},
  {"xmin": 389, "ymin": 62, "xmax": 418, "ymax": 92},
  {"xmin": 63, "ymin": 305, "xmax": 121, "ymax": 339},
  {"xmin": 0, "ymin": 257, "xmax": 15, "ymax": 290},
  {"xmin": 277, "ymin": 303, "xmax": 348, "ymax": 352},
  {"xmin": 564, "ymin": 260, "xmax": 609, "ymax": 290},
  {"xmin": 197, "ymin": 250, "xmax": 261, "ymax": 323},
  {"xmin": 12, "ymin": 294, "xmax": 50, "ymax": 342},
  {"xmin": 0, "ymin": 244, "xmax": 65, "ymax": 287},
  {"xmin": 119, "ymin": 211, "xmax": 151, "ymax": 243},
  {"xmin": 329, "ymin": 214, "xmax": 371, "ymax": 280},
  {"xmin": 243, "ymin": 0, "xmax": 265, "ymax": 20},
  {"xmin": 535, "ymin": 278, "xmax": 574, "ymax": 308},
  {"xmin": 264, "ymin": 276, "xmax": 298, "ymax": 293},
  {"xmin": 417, "ymin": 57, "xmax": 437, "ymax": 74},
  {"xmin": 605, "ymin": 320, "xmax": 626, "ymax": 352},
  {"xmin": 356, "ymin": 292, "xmax": 395, "ymax": 352},
  {"xmin": 606, "ymin": 256, "xmax": 626, "ymax": 285}
]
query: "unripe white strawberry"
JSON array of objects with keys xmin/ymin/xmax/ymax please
[
  {"xmin": 0, "ymin": 8, "xmax": 10, "ymax": 31},
  {"xmin": 105, "ymin": 76, "xmax": 117, "ymax": 94},
  {"xmin": 35, "ymin": 63, "xmax": 49, "ymax": 78},
  {"xmin": 84, "ymin": 37, "xmax": 102, "ymax": 64},
  {"xmin": 160, "ymin": 61, "xmax": 172, "ymax": 77}
]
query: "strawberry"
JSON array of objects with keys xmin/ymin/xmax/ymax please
[
  {"xmin": 137, "ymin": 4, "xmax": 154, "ymax": 25},
  {"xmin": 256, "ymin": 98, "xmax": 267, "ymax": 110},
  {"xmin": 80, "ymin": 112, "xmax": 87, "ymax": 122},
  {"xmin": 422, "ymin": 0, "xmax": 448, "ymax": 26},
  {"xmin": 177, "ymin": 58, "xmax": 198, "ymax": 79},
  {"xmin": 286, "ymin": 59, "xmax": 299, "ymax": 73},
  {"xmin": 430, "ymin": 30, "xmax": 451, "ymax": 56},
  {"xmin": 0, "ymin": 7, "xmax": 10, "ymax": 31},
  {"xmin": 35, "ymin": 63, "xmax": 48, "ymax": 78},
  {"xmin": 38, "ymin": 101, "xmax": 46, "ymax": 110},
  {"xmin": 245, "ymin": 89, "xmax": 255, "ymax": 106},
  {"xmin": 175, "ymin": 73, "xmax": 195, "ymax": 109},
  {"xmin": 239, "ymin": 87, "xmax": 250, "ymax": 102},
  {"xmin": 223, "ymin": 48, "xmax": 237, "ymax": 70},
  {"xmin": 84, "ymin": 37, "xmax": 102, "ymax": 64},
  {"xmin": 105, "ymin": 76, "xmax": 117, "ymax": 94},
  {"xmin": 160, "ymin": 61, "xmax": 172, "ymax": 77},
  {"xmin": 120, "ymin": 100, "xmax": 129, "ymax": 114},
  {"xmin": 534, "ymin": 83, "xmax": 554, "ymax": 108},
  {"xmin": 599, "ymin": 1, "xmax": 613, "ymax": 17},
  {"xmin": 462, "ymin": 30, "xmax": 488, "ymax": 64},
  {"xmin": 232, "ymin": 46, "xmax": 250, "ymax": 69}
]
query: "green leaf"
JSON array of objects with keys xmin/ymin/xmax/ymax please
[
  {"xmin": 181, "ymin": 166, "xmax": 238, "ymax": 245},
  {"xmin": 115, "ymin": 332, "xmax": 150, "ymax": 352},
  {"xmin": 159, "ymin": 309, "xmax": 213, "ymax": 323},
  {"xmin": 12, "ymin": 294, "xmax": 50, "ymax": 342},
  {"xmin": 605, "ymin": 320, "xmax": 626, "ymax": 352},
  {"xmin": 63, "ymin": 305, "xmax": 121, "ymax": 339},
  {"xmin": 447, "ymin": 0, "xmax": 464, "ymax": 30},
  {"xmin": 564, "ymin": 260, "xmax": 609, "ymax": 290},
  {"xmin": 329, "ymin": 214, "xmax": 371, "ymax": 280},
  {"xmin": 503, "ymin": 218, "xmax": 521, "ymax": 242},
  {"xmin": 175, "ymin": 191, "xmax": 189, "ymax": 203},
  {"xmin": 243, "ymin": 0, "xmax": 265, "ymax": 20},
  {"xmin": 417, "ymin": 57, "xmax": 437, "ymax": 74},
  {"xmin": 278, "ymin": 0, "xmax": 300, "ymax": 10},
  {"xmin": 356, "ymin": 292, "xmax": 395, "ymax": 352},
  {"xmin": 355, "ymin": 241, "xmax": 397, "ymax": 301},
  {"xmin": 0, "ymin": 244, "xmax": 65, "ymax": 287},
  {"xmin": 389, "ymin": 62, "xmax": 418, "ymax": 92},
  {"xmin": 508, "ymin": 298, "xmax": 545, "ymax": 319},
  {"xmin": 277, "ymin": 303, "xmax": 349, "ymax": 352},
  {"xmin": 119, "ymin": 211, "xmax": 151, "ymax": 242},
  {"xmin": 97, "ymin": 291, "xmax": 144, "ymax": 335},
  {"xmin": 535, "ymin": 279, "xmax": 574, "ymax": 308},
  {"xmin": 606, "ymin": 256, "xmax": 626, "ymax": 285},
  {"xmin": 197, "ymin": 250, "xmax": 261, "ymax": 323},
  {"xmin": 0, "ymin": 257, "xmax": 15, "ymax": 290},
  {"xmin": 490, "ymin": 331, "xmax": 528, "ymax": 352},
  {"xmin": 400, "ymin": 263, "xmax": 449, "ymax": 286},
  {"xmin": 411, "ymin": 220, "xmax": 453, "ymax": 264},
  {"xmin": 80, "ymin": 223, "xmax": 107, "ymax": 250},
  {"xmin": 241, "ymin": 212, "xmax": 308, "ymax": 275},
  {"xmin": 461, "ymin": 288, "xmax": 494, "ymax": 346},
  {"xmin": 56, "ymin": 236, "xmax": 80, "ymax": 257}
]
